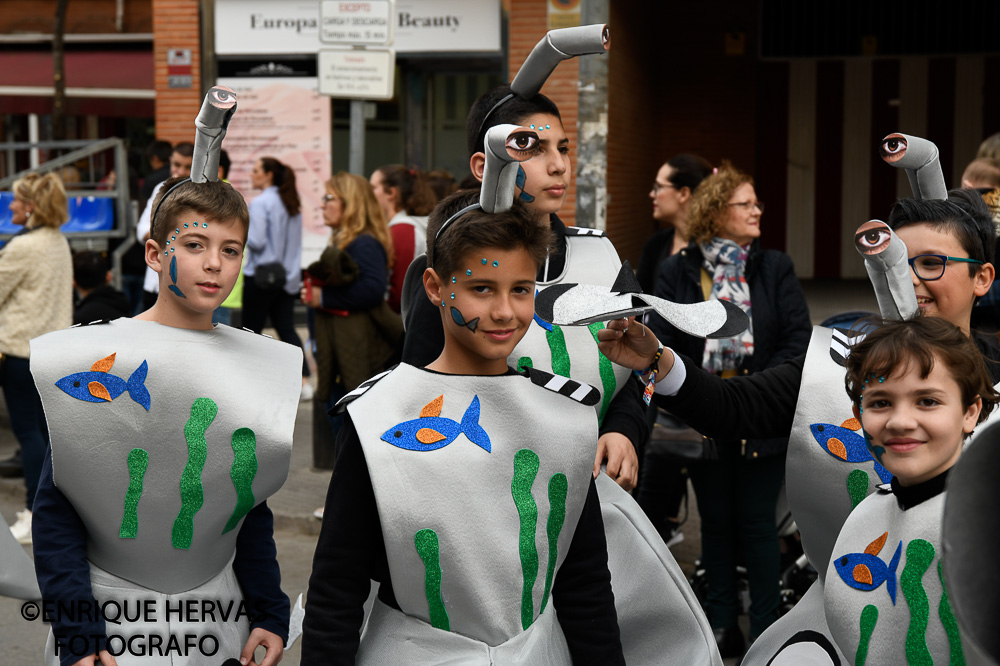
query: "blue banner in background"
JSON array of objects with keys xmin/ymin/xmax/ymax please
[{"xmin": 0, "ymin": 192, "xmax": 115, "ymax": 234}]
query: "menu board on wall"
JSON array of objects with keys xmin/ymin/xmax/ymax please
[{"xmin": 217, "ymin": 76, "xmax": 332, "ymax": 265}]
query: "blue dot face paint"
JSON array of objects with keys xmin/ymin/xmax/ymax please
[
  {"xmin": 466, "ymin": 269, "xmax": 472, "ymax": 276},
  {"xmin": 451, "ymin": 276, "xmax": 456, "ymax": 284},
  {"xmin": 481, "ymin": 258, "xmax": 487, "ymax": 265},
  {"xmin": 184, "ymin": 223, "xmax": 189, "ymax": 228},
  {"xmin": 492, "ymin": 260, "xmax": 499, "ymax": 267},
  {"xmin": 450, "ymin": 293, "xmax": 455, "ymax": 299}
]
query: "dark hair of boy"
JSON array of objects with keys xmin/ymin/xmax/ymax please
[
  {"xmin": 377, "ymin": 165, "xmax": 437, "ymax": 216},
  {"xmin": 425, "ymin": 189, "xmax": 554, "ymax": 280},
  {"xmin": 73, "ymin": 250, "xmax": 111, "ymax": 290},
  {"xmin": 146, "ymin": 140, "xmax": 173, "ymax": 166},
  {"xmin": 465, "ymin": 84, "xmax": 562, "ymax": 158},
  {"xmin": 172, "ymin": 141, "xmax": 194, "ymax": 159},
  {"xmin": 844, "ymin": 317, "xmax": 1000, "ymax": 430},
  {"xmin": 258, "ymin": 156, "xmax": 301, "ymax": 216},
  {"xmin": 887, "ymin": 188, "xmax": 995, "ymax": 274},
  {"xmin": 218, "ymin": 149, "xmax": 231, "ymax": 180},
  {"xmin": 150, "ymin": 176, "xmax": 250, "ymax": 246}
]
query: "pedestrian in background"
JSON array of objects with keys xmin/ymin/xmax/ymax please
[
  {"xmin": 0, "ymin": 172, "xmax": 73, "ymax": 544},
  {"xmin": 244, "ymin": 156, "xmax": 312, "ymax": 400},
  {"xmin": 71, "ymin": 250, "xmax": 130, "ymax": 326},
  {"xmin": 648, "ymin": 162, "xmax": 811, "ymax": 656},
  {"xmin": 634, "ymin": 153, "xmax": 713, "ymax": 548},
  {"xmin": 370, "ymin": 164, "xmax": 436, "ymax": 313}
]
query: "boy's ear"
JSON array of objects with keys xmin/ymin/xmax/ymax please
[
  {"xmin": 144, "ymin": 239, "xmax": 164, "ymax": 275},
  {"xmin": 423, "ymin": 267, "xmax": 446, "ymax": 306},
  {"xmin": 852, "ymin": 402, "xmax": 862, "ymax": 423},
  {"xmin": 469, "ymin": 153, "xmax": 486, "ymax": 183},
  {"xmin": 974, "ymin": 263, "xmax": 995, "ymax": 297}
]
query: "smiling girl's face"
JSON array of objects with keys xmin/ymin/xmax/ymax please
[{"xmin": 854, "ymin": 354, "xmax": 981, "ymax": 486}]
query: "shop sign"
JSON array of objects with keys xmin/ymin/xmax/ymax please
[
  {"xmin": 215, "ymin": 0, "xmax": 499, "ymax": 55},
  {"xmin": 320, "ymin": 1, "xmax": 393, "ymax": 46},
  {"xmin": 317, "ymin": 48, "xmax": 395, "ymax": 100},
  {"xmin": 167, "ymin": 49, "xmax": 193, "ymax": 88}
]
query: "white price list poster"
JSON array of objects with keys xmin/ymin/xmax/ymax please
[{"xmin": 217, "ymin": 77, "xmax": 332, "ymax": 265}]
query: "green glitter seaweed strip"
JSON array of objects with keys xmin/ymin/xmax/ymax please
[
  {"xmin": 848, "ymin": 469, "xmax": 870, "ymax": 511},
  {"xmin": 546, "ymin": 325, "xmax": 571, "ymax": 378},
  {"xmin": 856, "ymin": 604, "xmax": 878, "ymax": 666},
  {"xmin": 901, "ymin": 539, "xmax": 935, "ymax": 665},
  {"xmin": 119, "ymin": 448, "xmax": 149, "ymax": 539},
  {"xmin": 587, "ymin": 322, "xmax": 616, "ymax": 424},
  {"xmin": 172, "ymin": 397, "xmax": 217, "ymax": 549},
  {"xmin": 223, "ymin": 427, "xmax": 258, "ymax": 534},
  {"xmin": 937, "ymin": 560, "xmax": 965, "ymax": 665},
  {"xmin": 517, "ymin": 356, "xmax": 533, "ymax": 372},
  {"xmin": 512, "ymin": 449, "xmax": 540, "ymax": 630},
  {"xmin": 540, "ymin": 473, "xmax": 567, "ymax": 614},
  {"xmin": 415, "ymin": 529, "xmax": 450, "ymax": 631}
]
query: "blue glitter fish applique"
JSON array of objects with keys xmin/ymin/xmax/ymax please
[
  {"xmin": 382, "ymin": 394, "xmax": 491, "ymax": 453},
  {"xmin": 55, "ymin": 353, "xmax": 151, "ymax": 411},
  {"xmin": 810, "ymin": 419, "xmax": 893, "ymax": 484},
  {"xmin": 834, "ymin": 531, "xmax": 902, "ymax": 605}
]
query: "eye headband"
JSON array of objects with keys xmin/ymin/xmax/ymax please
[
  {"xmin": 474, "ymin": 24, "xmax": 609, "ymax": 154},
  {"xmin": 151, "ymin": 86, "xmax": 238, "ymax": 235}
]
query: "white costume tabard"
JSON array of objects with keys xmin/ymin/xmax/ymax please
[
  {"xmin": 509, "ymin": 227, "xmax": 720, "ymax": 664},
  {"xmin": 30, "ymin": 318, "xmax": 301, "ymax": 665},
  {"xmin": 824, "ymin": 488, "xmax": 968, "ymax": 665},
  {"xmin": 345, "ymin": 364, "xmax": 600, "ymax": 663}
]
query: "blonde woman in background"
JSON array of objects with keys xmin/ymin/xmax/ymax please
[
  {"xmin": 301, "ymin": 172, "xmax": 400, "ymax": 443},
  {"xmin": 0, "ymin": 173, "xmax": 72, "ymax": 543}
]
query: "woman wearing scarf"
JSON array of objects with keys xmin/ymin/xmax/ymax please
[{"xmin": 647, "ymin": 162, "xmax": 811, "ymax": 658}]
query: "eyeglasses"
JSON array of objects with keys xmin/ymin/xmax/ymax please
[
  {"xmin": 322, "ymin": 193, "xmax": 338, "ymax": 203},
  {"xmin": 726, "ymin": 201, "xmax": 764, "ymax": 213},
  {"xmin": 907, "ymin": 254, "xmax": 984, "ymax": 281},
  {"xmin": 651, "ymin": 182, "xmax": 677, "ymax": 194}
]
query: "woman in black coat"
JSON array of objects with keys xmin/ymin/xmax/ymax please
[{"xmin": 648, "ymin": 162, "xmax": 811, "ymax": 656}]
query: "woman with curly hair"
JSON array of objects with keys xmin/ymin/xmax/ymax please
[
  {"xmin": 0, "ymin": 172, "xmax": 72, "ymax": 543},
  {"xmin": 300, "ymin": 173, "xmax": 400, "ymax": 437},
  {"xmin": 647, "ymin": 162, "xmax": 812, "ymax": 657}
]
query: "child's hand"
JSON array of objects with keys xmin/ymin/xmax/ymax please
[
  {"xmin": 595, "ymin": 432, "xmax": 638, "ymax": 490},
  {"xmin": 240, "ymin": 627, "xmax": 284, "ymax": 666},
  {"xmin": 597, "ymin": 317, "xmax": 672, "ymax": 377},
  {"xmin": 72, "ymin": 651, "xmax": 118, "ymax": 666}
]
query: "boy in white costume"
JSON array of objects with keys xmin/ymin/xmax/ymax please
[{"xmin": 30, "ymin": 88, "xmax": 300, "ymax": 666}]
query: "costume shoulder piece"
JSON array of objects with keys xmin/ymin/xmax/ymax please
[
  {"xmin": 563, "ymin": 226, "xmax": 607, "ymax": 238},
  {"xmin": 335, "ymin": 367, "xmax": 394, "ymax": 411},
  {"xmin": 522, "ymin": 366, "xmax": 601, "ymax": 406},
  {"xmin": 29, "ymin": 319, "xmax": 301, "ymax": 594}
]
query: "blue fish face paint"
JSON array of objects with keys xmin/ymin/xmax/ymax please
[
  {"xmin": 167, "ymin": 255, "xmax": 186, "ymax": 298},
  {"xmin": 450, "ymin": 306, "xmax": 480, "ymax": 333},
  {"xmin": 516, "ymin": 166, "xmax": 535, "ymax": 203},
  {"xmin": 381, "ymin": 395, "xmax": 491, "ymax": 453},
  {"xmin": 810, "ymin": 422, "xmax": 893, "ymax": 484}
]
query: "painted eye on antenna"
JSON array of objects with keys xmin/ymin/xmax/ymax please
[
  {"xmin": 209, "ymin": 86, "xmax": 237, "ymax": 108},
  {"xmin": 879, "ymin": 134, "xmax": 907, "ymax": 163},
  {"xmin": 505, "ymin": 130, "xmax": 540, "ymax": 161},
  {"xmin": 854, "ymin": 220, "xmax": 892, "ymax": 255}
]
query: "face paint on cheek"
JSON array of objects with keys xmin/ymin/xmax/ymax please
[
  {"xmin": 167, "ymin": 255, "xmax": 186, "ymax": 299},
  {"xmin": 515, "ymin": 166, "xmax": 535, "ymax": 203},
  {"xmin": 449, "ymin": 306, "xmax": 480, "ymax": 333}
]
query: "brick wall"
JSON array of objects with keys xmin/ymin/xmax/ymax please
[
  {"xmin": 508, "ymin": 0, "xmax": 579, "ymax": 228},
  {"xmin": 0, "ymin": 0, "xmax": 152, "ymax": 34},
  {"xmin": 152, "ymin": 0, "xmax": 201, "ymax": 143},
  {"xmin": 604, "ymin": 1, "xmax": 761, "ymax": 264}
]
